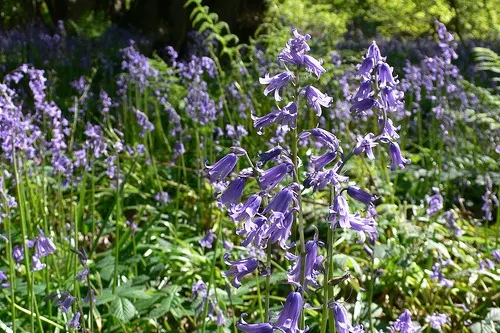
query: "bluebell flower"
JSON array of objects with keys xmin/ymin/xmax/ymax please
[
  {"xmin": 266, "ymin": 210, "xmax": 295, "ymax": 249},
  {"xmin": 34, "ymin": 228, "xmax": 57, "ymax": 258},
  {"xmin": 259, "ymin": 162, "xmax": 294, "ymax": 191},
  {"xmin": 304, "ymin": 161, "xmax": 349, "ymax": 192},
  {"xmin": 379, "ymin": 118, "xmax": 400, "ymax": 139},
  {"xmin": 134, "ymin": 108, "xmax": 154, "ymax": 137},
  {"xmin": 155, "ymin": 191, "xmax": 170, "ymax": 205},
  {"xmin": 350, "ymin": 98, "xmax": 377, "ymax": 117},
  {"xmin": 426, "ymin": 187, "xmax": 443, "ymax": 217},
  {"xmin": 353, "ymin": 133, "xmax": 377, "ymax": 160},
  {"xmin": 237, "ymin": 292, "xmax": 306, "ymax": 333},
  {"xmin": 218, "ymin": 177, "xmax": 246, "ymax": 207},
  {"xmin": 230, "ymin": 194, "xmax": 262, "ymax": 223},
  {"xmin": 199, "ymin": 230, "xmax": 216, "ymax": 249},
  {"xmin": 311, "ymin": 151, "xmax": 337, "ymax": 171},
  {"xmin": 380, "ymin": 86, "xmax": 402, "ymax": 109},
  {"xmin": 237, "ymin": 317, "xmax": 274, "ymax": 333},
  {"xmin": 367, "ymin": 41, "xmax": 382, "ymax": 63},
  {"xmin": 253, "ymin": 102, "xmax": 297, "ymax": 134},
  {"xmin": 303, "ymin": 55, "xmax": 326, "ymax": 78},
  {"xmin": 348, "ymin": 213, "xmax": 378, "ymax": 243},
  {"xmin": 332, "ymin": 302, "xmax": 364, "ymax": 333},
  {"xmin": 299, "ymin": 128, "xmax": 340, "ymax": 151},
  {"xmin": 388, "ymin": 142, "xmax": 410, "ymax": 170},
  {"xmin": 55, "ymin": 291, "xmax": 76, "ymax": 313},
  {"xmin": 75, "ymin": 268, "xmax": 90, "ymax": 282},
  {"xmin": 32, "ymin": 255, "xmax": 46, "ymax": 271},
  {"xmin": 347, "ymin": 186, "xmax": 375, "ymax": 206},
  {"xmin": 442, "ymin": 210, "xmax": 462, "ymax": 237},
  {"xmin": 352, "ymin": 80, "xmax": 372, "ymax": 102},
  {"xmin": 12, "ymin": 245, "xmax": 24, "ymax": 263},
  {"xmin": 378, "ymin": 63, "xmax": 398, "ymax": 87},
  {"xmin": 286, "ymin": 235, "xmax": 323, "ymax": 290},
  {"xmin": 259, "ymin": 71, "xmax": 295, "ymax": 101},
  {"xmin": 262, "ymin": 185, "xmax": 297, "ymax": 215},
  {"xmin": 83, "ymin": 289, "xmax": 96, "ymax": 304},
  {"xmin": 302, "ymin": 86, "xmax": 333, "ymax": 116},
  {"xmin": 0, "ymin": 271, "xmax": 9, "ymax": 288},
  {"xmin": 357, "ymin": 57, "xmax": 374, "ymax": 77},
  {"xmin": 331, "ymin": 194, "xmax": 350, "ymax": 228},
  {"xmin": 481, "ymin": 176, "xmax": 499, "ymax": 221},
  {"xmin": 222, "ymin": 254, "xmax": 259, "ymax": 288},
  {"xmin": 427, "ymin": 313, "xmax": 449, "ymax": 330},
  {"xmin": 215, "ymin": 309, "xmax": 225, "ymax": 326},
  {"xmin": 258, "ymin": 146, "xmax": 284, "ymax": 167},
  {"xmin": 240, "ymin": 216, "xmax": 269, "ymax": 248},
  {"xmin": 277, "ymin": 29, "xmax": 311, "ymax": 66},
  {"xmin": 390, "ymin": 309, "xmax": 420, "ymax": 333},
  {"xmin": 204, "ymin": 153, "xmax": 239, "ymax": 183},
  {"xmin": 492, "ymin": 249, "xmax": 500, "ymax": 262},
  {"xmin": 273, "ymin": 291, "xmax": 305, "ymax": 333},
  {"xmin": 68, "ymin": 312, "xmax": 81, "ymax": 330},
  {"xmin": 429, "ymin": 262, "xmax": 453, "ymax": 288}
]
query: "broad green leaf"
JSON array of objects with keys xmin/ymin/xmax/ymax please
[{"xmin": 111, "ymin": 297, "xmax": 137, "ymax": 323}]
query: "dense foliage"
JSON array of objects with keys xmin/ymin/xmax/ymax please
[{"xmin": 0, "ymin": 1, "xmax": 499, "ymax": 333}]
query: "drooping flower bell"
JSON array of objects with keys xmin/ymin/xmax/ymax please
[
  {"xmin": 346, "ymin": 186, "xmax": 375, "ymax": 207},
  {"xmin": 259, "ymin": 71, "xmax": 295, "ymax": 101},
  {"xmin": 426, "ymin": 187, "xmax": 443, "ymax": 217},
  {"xmin": 222, "ymin": 254, "xmax": 259, "ymax": 288},
  {"xmin": 259, "ymin": 162, "xmax": 294, "ymax": 191},
  {"xmin": 299, "ymin": 128, "xmax": 340, "ymax": 151},
  {"xmin": 204, "ymin": 153, "xmax": 239, "ymax": 183},
  {"xmin": 253, "ymin": 102, "xmax": 298, "ymax": 135},
  {"xmin": 273, "ymin": 292, "xmax": 306, "ymax": 333},
  {"xmin": 217, "ymin": 177, "xmax": 246, "ymax": 207},
  {"xmin": 388, "ymin": 142, "xmax": 410, "ymax": 170},
  {"xmin": 332, "ymin": 302, "xmax": 365, "ymax": 333},
  {"xmin": 286, "ymin": 235, "xmax": 323, "ymax": 291},
  {"xmin": 230, "ymin": 194, "xmax": 262, "ymax": 223},
  {"xmin": 237, "ymin": 291, "xmax": 306, "ymax": 333},
  {"xmin": 390, "ymin": 309, "xmax": 420, "ymax": 333},
  {"xmin": 34, "ymin": 228, "xmax": 57, "ymax": 258},
  {"xmin": 353, "ymin": 133, "xmax": 377, "ymax": 159},
  {"xmin": 302, "ymin": 86, "xmax": 332, "ymax": 116},
  {"xmin": 199, "ymin": 230, "xmax": 216, "ymax": 249},
  {"xmin": 68, "ymin": 312, "xmax": 81, "ymax": 330},
  {"xmin": 239, "ymin": 216, "xmax": 269, "ymax": 248},
  {"xmin": 265, "ymin": 210, "xmax": 295, "ymax": 249},
  {"xmin": 303, "ymin": 55, "xmax": 326, "ymax": 78},
  {"xmin": 262, "ymin": 185, "xmax": 297, "ymax": 215}
]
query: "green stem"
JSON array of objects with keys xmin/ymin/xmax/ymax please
[
  {"xmin": 264, "ymin": 244, "xmax": 272, "ymax": 321},
  {"xmin": 13, "ymin": 150, "xmax": 44, "ymax": 333},
  {"xmin": 201, "ymin": 216, "xmax": 222, "ymax": 333},
  {"xmin": 113, "ymin": 155, "xmax": 121, "ymax": 293},
  {"xmin": 3, "ymin": 203, "xmax": 16, "ymax": 331}
]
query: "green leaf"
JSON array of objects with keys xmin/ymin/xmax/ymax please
[
  {"xmin": 111, "ymin": 297, "xmax": 137, "ymax": 323},
  {"xmin": 116, "ymin": 285, "xmax": 152, "ymax": 300}
]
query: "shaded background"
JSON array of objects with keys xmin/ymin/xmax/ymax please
[{"xmin": 2, "ymin": 0, "xmax": 498, "ymax": 54}]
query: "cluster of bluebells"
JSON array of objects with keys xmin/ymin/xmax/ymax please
[
  {"xmin": 178, "ymin": 55, "xmax": 221, "ymax": 126},
  {"xmin": 203, "ymin": 28, "xmax": 413, "ymax": 332},
  {"xmin": 429, "ymin": 258, "xmax": 454, "ymax": 288},
  {"xmin": 8, "ymin": 228, "xmax": 56, "ymax": 272},
  {"xmin": 400, "ymin": 21, "xmax": 479, "ymax": 133},
  {"xmin": 389, "ymin": 309, "xmax": 420, "ymax": 333}
]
